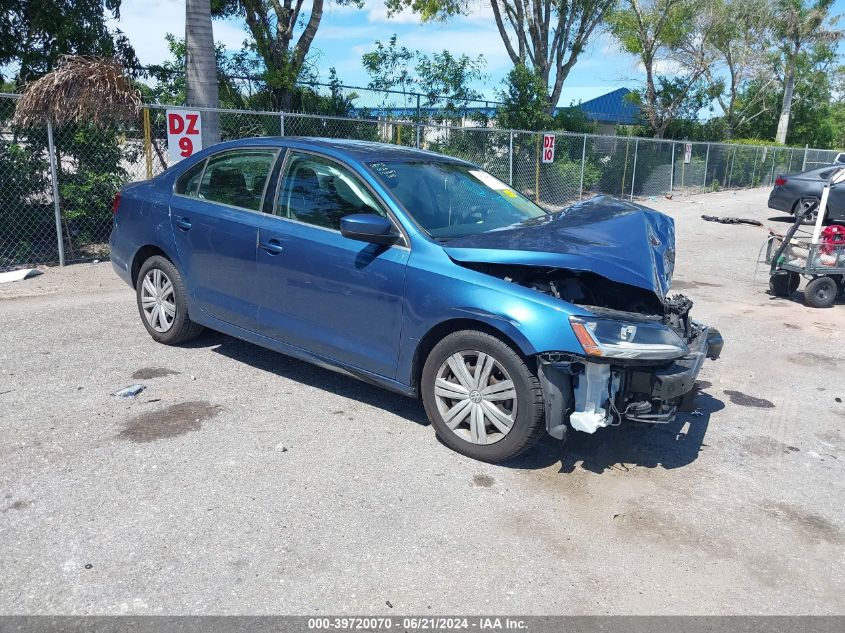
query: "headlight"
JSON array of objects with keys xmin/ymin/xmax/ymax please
[{"xmin": 569, "ymin": 316, "xmax": 689, "ymax": 360}]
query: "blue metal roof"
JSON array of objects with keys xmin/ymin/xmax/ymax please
[{"xmin": 576, "ymin": 88, "xmax": 640, "ymax": 125}]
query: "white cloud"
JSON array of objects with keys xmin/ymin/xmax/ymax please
[
  {"xmin": 324, "ymin": 1, "xmax": 421, "ymax": 24},
  {"xmin": 318, "ymin": 24, "xmax": 382, "ymax": 41},
  {"xmin": 634, "ymin": 58, "xmax": 684, "ymax": 76},
  {"xmin": 108, "ymin": 0, "xmax": 247, "ymax": 66}
]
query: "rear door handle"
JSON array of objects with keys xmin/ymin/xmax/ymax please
[
  {"xmin": 259, "ymin": 239, "xmax": 284, "ymax": 255},
  {"xmin": 175, "ymin": 217, "xmax": 192, "ymax": 231}
]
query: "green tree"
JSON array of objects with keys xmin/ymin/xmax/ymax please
[
  {"xmin": 736, "ymin": 44, "xmax": 840, "ymax": 147},
  {"xmin": 415, "ymin": 50, "xmax": 486, "ymax": 121},
  {"xmin": 361, "ymin": 36, "xmax": 486, "ymax": 123},
  {"xmin": 703, "ymin": 0, "xmax": 774, "ymax": 138},
  {"xmin": 608, "ymin": 0, "xmax": 716, "ymax": 138},
  {"xmin": 0, "ymin": 0, "xmax": 136, "ymax": 85},
  {"xmin": 385, "ymin": 0, "xmax": 614, "ymax": 114},
  {"xmin": 771, "ymin": 0, "xmax": 841, "ymax": 143},
  {"xmin": 145, "ymin": 34, "xmax": 258, "ymax": 108},
  {"xmin": 212, "ymin": 0, "xmax": 364, "ymax": 111},
  {"xmin": 495, "ymin": 63, "xmax": 552, "ymax": 131},
  {"xmin": 362, "ymin": 34, "xmax": 415, "ymax": 104}
]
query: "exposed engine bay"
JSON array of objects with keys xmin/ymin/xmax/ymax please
[{"xmin": 458, "ymin": 262, "xmax": 723, "ymax": 440}]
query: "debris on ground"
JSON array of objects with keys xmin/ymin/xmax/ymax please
[
  {"xmin": 665, "ymin": 194, "xmax": 673, "ymax": 200},
  {"xmin": 0, "ymin": 268, "xmax": 43, "ymax": 284},
  {"xmin": 112, "ymin": 384, "xmax": 145, "ymax": 398},
  {"xmin": 702, "ymin": 215, "xmax": 763, "ymax": 226}
]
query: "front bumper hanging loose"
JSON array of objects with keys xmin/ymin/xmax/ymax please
[{"xmin": 538, "ymin": 325, "xmax": 724, "ymax": 439}]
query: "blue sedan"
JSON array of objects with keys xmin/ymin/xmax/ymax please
[{"xmin": 110, "ymin": 138, "xmax": 722, "ymax": 462}]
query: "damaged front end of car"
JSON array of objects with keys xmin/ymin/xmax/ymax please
[
  {"xmin": 443, "ymin": 196, "xmax": 724, "ymax": 440},
  {"xmin": 537, "ymin": 296, "xmax": 723, "ymax": 439}
]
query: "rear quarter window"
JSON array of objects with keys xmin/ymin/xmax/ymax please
[{"xmin": 175, "ymin": 160, "xmax": 206, "ymax": 196}]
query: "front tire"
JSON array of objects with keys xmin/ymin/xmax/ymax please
[
  {"xmin": 136, "ymin": 255, "xmax": 204, "ymax": 344},
  {"xmin": 421, "ymin": 330, "xmax": 545, "ymax": 463}
]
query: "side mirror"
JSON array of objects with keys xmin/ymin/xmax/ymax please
[{"xmin": 340, "ymin": 214, "xmax": 398, "ymax": 245}]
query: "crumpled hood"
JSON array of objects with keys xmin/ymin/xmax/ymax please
[{"xmin": 442, "ymin": 196, "xmax": 676, "ymax": 299}]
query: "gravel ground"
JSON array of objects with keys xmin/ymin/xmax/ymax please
[{"xmin": 1, "ymin": 187, "xmax": 843, "ymax": 615}]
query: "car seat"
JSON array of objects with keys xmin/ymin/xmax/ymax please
[{"xmin": 208, "ymin": 167, "xmax": 255, "ymax": 209}]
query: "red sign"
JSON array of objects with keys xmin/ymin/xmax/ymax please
[
  {"xmin": 542, "ymin": 133, "xmax": 556, "ymax": 163},
  {"xmin": 166, "ymin": 109, "xmax": 203, "ymax": 162}
]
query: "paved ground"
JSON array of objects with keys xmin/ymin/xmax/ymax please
[{"xmin": 1, "ymin": 187, "xmax": 843, "ymax": 615}]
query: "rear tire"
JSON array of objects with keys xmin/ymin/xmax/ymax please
[
  {"xmin": 136, "ymin": 255, "xmax": 204, "ymax": 344},
  {"xmin": 804, "ymin": 276, "xmax": 838, "ymax": 309},
  {"xmin": 769, "ymin": 272, "xmax": 800, "ymax": 297},
  {"xmin": 421, "ymin": 330, "xmax": 545, "ymax": 463}
]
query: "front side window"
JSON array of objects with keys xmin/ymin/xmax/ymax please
[
  {"xmin": 367, "ymin": 160, "xmax": 547, "ymax": 239},
  {"xmin": 277, "ymin": 152, "xmax": 386, "ymax": 230},
  {"xmin": 197, "ymin": 149, "xmax": 277, "ymax": 211}
]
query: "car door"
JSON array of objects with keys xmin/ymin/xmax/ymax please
[
  {"xmin": 255, "ymin": 149, "xmax": 410, "ymax": 379},
  {"xmin": 170, "ymin": 148, "xmax": 279, "ymax": 330}
]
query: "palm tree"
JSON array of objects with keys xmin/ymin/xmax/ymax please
[
  {"xmin": 185, "ymin": 0, "xmax": 220, "ymax": 146},
  {"xmin": 773, "ymin": 0, "xmax": 840, "ymax": 144}
]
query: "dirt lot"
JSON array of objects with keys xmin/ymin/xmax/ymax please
[{"xmin": 1, "ymin": 187, "xmax": 843, "ymax": 615}]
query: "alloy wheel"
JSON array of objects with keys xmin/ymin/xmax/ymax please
[
  {"xmin": 433, "ymin": 350, "xmax": 518, "ymax": 445},
  {"xmin": 140, "ymin": 268, "xmax": 176, "ymax": 333},
  {"xmin": 799, "ymin": 198, "xmax": 819, "ymax": 224}
]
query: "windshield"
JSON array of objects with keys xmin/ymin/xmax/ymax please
[{"xmin": 367, "ymin": 160, "xmax": 547, "ymax": 239}]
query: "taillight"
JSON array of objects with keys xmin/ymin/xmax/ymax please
[
  {"xmin": 775, "ymin": 176, "xmax": 787, "ymax": 187},
  {"xmin": 112, "ymin": 191, "xmax": 122, "ymax": 215}
]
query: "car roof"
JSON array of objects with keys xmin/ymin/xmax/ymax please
[{"xmin": 208, "ymin": 136, "xmax": 471, "ymax": 165}]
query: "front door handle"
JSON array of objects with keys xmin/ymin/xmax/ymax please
[
  {"xmin": 175, "ymin": 217, "xmax": 192, "ymax": 231},
  {"xmin": 259, "ymin": 239, "xmax": 284, "ymax": 255}
]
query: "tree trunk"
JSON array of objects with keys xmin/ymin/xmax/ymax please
[
  {"xmin": 644, "ymin": 61, "xmax": 662, "ymax": 138},
  {"xmin": 776, "ymin": 61, "xmax": 795, "ymax": 145},
  {"xmin": 185, "ymin": 0, "xmax": 220, "ymax": 147}
]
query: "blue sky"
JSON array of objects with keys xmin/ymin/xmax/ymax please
[{"xmin": 110, "ymin": 0, "xmax": 845, "ymax": 106}]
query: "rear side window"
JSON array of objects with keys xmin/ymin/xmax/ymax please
[
  {"xmin": 175, "ymin": 160, "xmax": 206, "ymax": 196},
  {"xmin": 197, "ymin": 150, "xmax": 278, "ymax": 211}
]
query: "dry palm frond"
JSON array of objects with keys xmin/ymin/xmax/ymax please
[{"xmin": 13, "ymin": 56, "xmax": 141, "ymax": 128}]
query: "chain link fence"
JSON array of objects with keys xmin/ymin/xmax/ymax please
[{"xmin": 0, "ymin": 93, "xmax": 832, "ymax": 270}]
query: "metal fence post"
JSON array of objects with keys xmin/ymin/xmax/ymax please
[
  {"xmin": 703, "ymin": 144, "xmax": 710, "ymax": 190},
  {"xmin": 727, "ymin": 147, "xmax": 735, "ymax": 189},
  {"xmin": 751, "ymin": 147, "xmax": 758, "ymax": 185},
  {"xmin": 802, "ymin": 144, "xmax": 808, "ymax": 171},
  {"xmin": 280, "ymin": 112, "xmax": 285, "ymax": 136},
  {"xmin": 579, "ymin": 133, "xmax": 587, "ymax": 200},
  {"xmin": 669, "ymin": 142, "xmax": 675, "ymax": 192},
  {"xmin": 142, "ymin": 107, "xmax": 153, "ymax": 179},
  {"xmin": 770, "ymin": 148, "xmax": 777, "ymax": 185},
  {"xmin": 534, "ymin": 133, "xmax": 540, "ymax": 203},
  {"xmin": 46, "ymin": 120, "xmax": 65, "ymax": 267},
  {"xmin": 630, "ymin": 138, "xmax": 639, "ymax": 201},
  {"xmin": 508, "ymin": 130, "xmax": 514, "ymax": 186}
]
